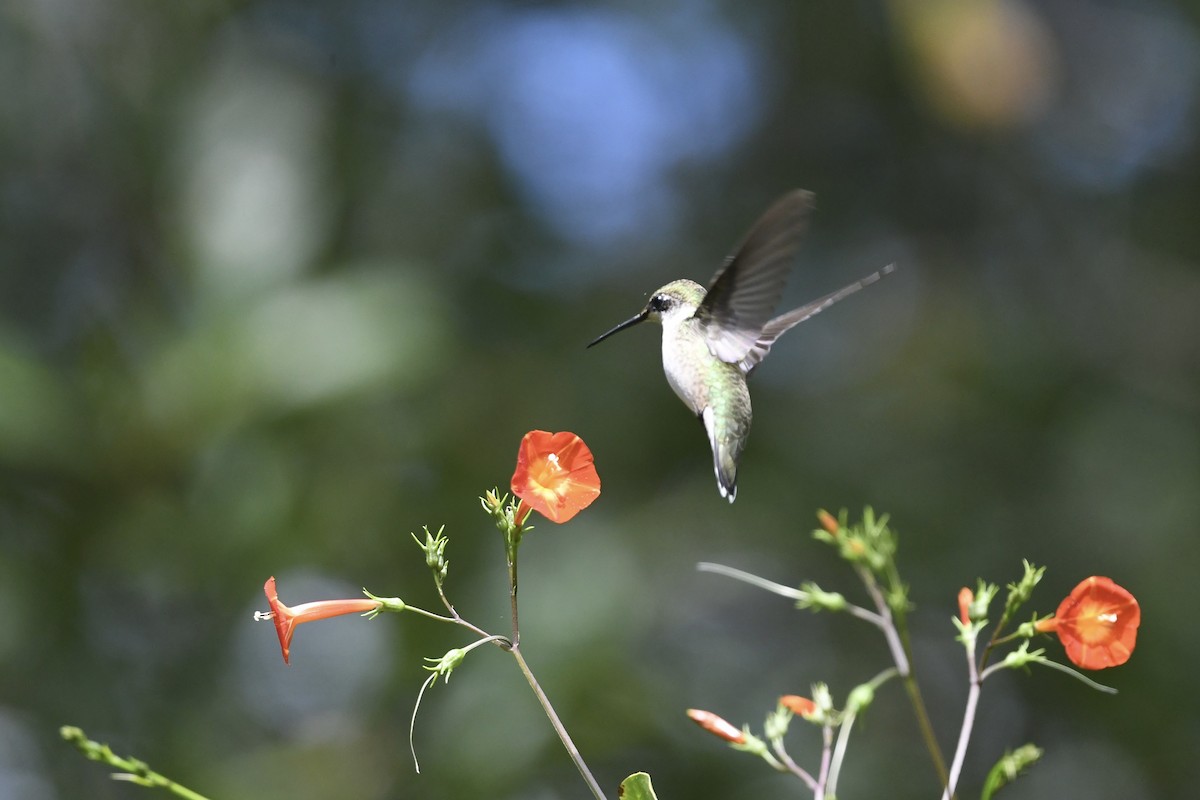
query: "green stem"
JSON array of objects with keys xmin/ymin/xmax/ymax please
[
  {"xmin": 875, "ymin": 562, "xmax": 952, "ymax": 796},
  {"xmin": 506, "ymin": 535, "xmax": 521, "ymax": 648},
  {"xmin": 900, "ymin": 666, "xmax": 949, "ymax": 794},
  {"xmin": 60, "ymin": 726, "xmax": 211, "ymax": 800},
  {"xmin": 510, "ymin": 645, "xmax": 607, "ymax": 800},
  {"xmin": 978, "ymin": 604, "xmax": 1015, "ymax": 672},
  {"xmin": 504, "ymin": 517, "xmax": 603, "ymax": 798},
  {"xmin": 1023, "ymin": 658, "xmax": 1118, "ymax": 694}
]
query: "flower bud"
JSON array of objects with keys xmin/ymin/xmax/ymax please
[{"xmin": 686, "ymin": 709, "xmax": 746, "ymax": 744}]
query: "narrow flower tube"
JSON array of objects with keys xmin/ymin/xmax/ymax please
[
  {"xmin": 1035, "ymin": 576, "xmax": 1139, "ymax": 670},
  {"xmin": 686, "ymin": 709, "xmax": 746, "ymax": 744},
  {"xmin": 261, "ymin": 577, "xmax": 382, "ymax": 665}
]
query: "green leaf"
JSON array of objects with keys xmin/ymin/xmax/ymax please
[
  {"xmin": 619, "ymin": 772, "xmax": 658, "ymax": 800},
  {"xmin": 980, "ymin": 744, "xmax": 1042, "ymax": 800}
]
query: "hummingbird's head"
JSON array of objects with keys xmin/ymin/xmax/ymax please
[
  {"xmin": 644, "ymin": 279, "xmax": 705, "ymax": 326},
  {"xmin": 587, "ymin": 280, "xmax": 705, "ymax": 348}
]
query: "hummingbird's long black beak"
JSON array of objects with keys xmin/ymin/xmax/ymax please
[{"xmin": 587, "ymin": 309, "xmax": 649, "ymax": 348}]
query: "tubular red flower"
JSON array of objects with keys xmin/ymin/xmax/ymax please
[
  {"xmin": 958, "ymin": 586, "xmax": 974, "ymax": 626},
  {"xmin": 1035, "ymin": 576, "xmax": 1140, "ymax": 670},
  {"xmin": 510, "ymin": 430, "xmax": 601, "ymax": 524},
  {"xmin": 262, "ymin": 577, "xmax": 381, "ymax": 665},
  {"xmin": 686, "ymin": 709, "xmax": 746, "ymax": 744},
  {"xmin": 779, "ymin": 695, "xmax": 816, "ymax": 718}
]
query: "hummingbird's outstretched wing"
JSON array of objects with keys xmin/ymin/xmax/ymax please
[
  {"xmin": 738, "ymin": 264, "xmax": 895, "ymax": 374},
  {"xmin": 697, "ymin": 190, "xmax": 814, "ymax": 364}
]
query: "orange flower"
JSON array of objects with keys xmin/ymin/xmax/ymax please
[
  {"xmin": 1035, "ymin": 576, "xmax": 1140, "ymax": 670},
  {"xmin": 686, "ymin": 709, "xmax": 745, "ymax": 744},
  {"xmin": 779, "ymin": 695, "xmax": 816, "ymax": 718},
  {"xmin": 261, "ymin": 577, "xmax": 381, "ymax": 665},
  {"xmin": 817, "ymin": 509, "xmax": 840, "ymax": 537},
  {"xmin": 510, "ymin": 430, "xmax": 601, "ymax": 524},
  {"xmin": 958, "ymin": 586, "xmax": 974, "ymax": 626}
]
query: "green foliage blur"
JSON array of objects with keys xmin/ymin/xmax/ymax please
[{"xmin": 2, "ymin": 1, "xmax": 1198, "ymax": 798}]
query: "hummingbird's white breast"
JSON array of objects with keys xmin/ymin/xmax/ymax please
[{"xmin": 659, "ymin": 310, "xmax": 712, "ymax": 417}]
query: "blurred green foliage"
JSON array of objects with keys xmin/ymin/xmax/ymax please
[{"xmin": 2, "ymin": 1, "xmax": 1198, "ymax": 798}]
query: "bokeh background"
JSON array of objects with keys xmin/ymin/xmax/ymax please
[{"xmin": 3, "ymin": 0, "xmax": 1198, "ymax": 798}]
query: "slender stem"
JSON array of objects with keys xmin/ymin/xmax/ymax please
[
  {"xmin": 814, "ymin": 723, "xmax": 833, "ymax": 800},
  {"xmin": 901, "ymin": 672, "xmax": 947, "ymax": 791},
  {"xmin": 697, "ymin": 562, "xmax": 806, "ymax": 598},
  {"xmin": 942, "ymin": 635, "xmax": 981, "ymax": 800},
  {"xmin": 942, "ymin": 684, "xmax": 979, "ymax": 800},
  {"xmin": 404, "ymin": 604, "xmax": 503, "ymax": 644},
  {"xmin": 434, "ymin": 575, "xmax": 456, "ymax": 616},
  {"xmin": 113, "ymin": 775, "xmax": 211, "ymax": 800},
  {"xmin": 855, "ymin": 566, "xmax": 909, "ymax": 673},
  {"xmin": 411, "ymin": 634, "xmax": 511, "ymax": 773},
  {"xmin": 978, "ymin": 605, "xmax": 1015, "ymax": 672},
  {"xmin": 860, "ymin": 563, "xmax": 951, "ymax": 794},
  {"xmin": 770, "ymin": 738, "xmax": 818, "ymax": 792},
  {"xmin": 507, "ymin": 541, "xmax": 521, "ymax": 647},
  {"xmin": 824, "ymin": 710, "xmax": 857, "ymax": 798},
  {"xmin": 1021, "ymin": 659, "xmax": 1118, "ymax": 694},
  {"xmin": 510, "ymin": 644, "xmax": 607, "ymax": 800},
  {"xmin": 435, "ymin": 577, "xmax": 494, "ymax": 639},
  {"xmin": 503, "ymin": 521, "xmax": 602, "ymax": 798},
  {"xmin": 60, "ymin": 727, "xmax": 212, "ymax": 800},
  {"xmin": 697, "ymin": 562, "xmax": 885, "ymax": 626},
  {"xmin": 409, "ymin": 672, "xmax": 438, "ymax": 773},
  {"xmin": 400, "ymin": 605, "xmax": 456, "ymax": 624},
  {"xmin": 983, "ymin": 630, "xmax": 1022, "ymax": 649}
]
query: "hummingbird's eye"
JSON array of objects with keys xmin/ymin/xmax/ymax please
[{"xmin": 649, "ymin": 294, "xmax": 670, "ymax": 312}]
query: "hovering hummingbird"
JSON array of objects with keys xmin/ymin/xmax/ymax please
[{"xmin": 587, "ymin": 189, "xmax": 893, "ymax": 502}]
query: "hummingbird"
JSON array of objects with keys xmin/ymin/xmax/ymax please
[{"xmin": 587, "ymin": 189, "xmax": 893, "ymax": 502}]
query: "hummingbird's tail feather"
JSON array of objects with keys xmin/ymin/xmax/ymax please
[
  {"xmin": 702, "ymin": 407, "xmax": 740, "ymax": 503},
  {"xmin": 739, "ymin": 263, "xmax": 896, "ymax": 374}
]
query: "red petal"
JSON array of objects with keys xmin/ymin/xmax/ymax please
[
  {"xmin": 686, "ymin": 709, "xmax": 746, "ymax": 743},
  {"xmin": 510, "ymin": 430, "xmax": 601, "ymax": 524},
  {"xmin": 957, "ymin": 587, "xmax": 973, "ymax": 626},
  {"xmin": 780, "ymin": 695, "xmax": 816, "ymax": 717},
  {"xmin": 1052, "ymin": 576, "xmax": 1140, "ymax": 670},
  {"xmin": 264, "ymin": 577, "xmax": 297, "ymax": 665}
]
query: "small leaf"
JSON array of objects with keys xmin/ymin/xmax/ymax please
[
  {"xmin": 980, "ymin": 743, "xmax": 1042, "ymax": 800},
  {"xmin": 619, "ymin": 772, "xmax": 658, "ymax": 800}
]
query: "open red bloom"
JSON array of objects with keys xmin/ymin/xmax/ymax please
[
  {"xmin": 510, "ymin": 430, "xmax": 601, "ymax": 524},
  {"xmin": 262, "ymin": 577, "xmax": 381, "ymax": 665},
  {"xmin": 779, "ymin": 695, "xmax": 816, "ymax": 718},
  {"xmin": 686, "ymin": 709, "xmax": 746, "ymax": 744},
  {"xmin": 1035, "ymin": 576, "xmax": 1140, "ymax": 670}
]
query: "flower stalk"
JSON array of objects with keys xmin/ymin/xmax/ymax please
[
  {"xmin": 61, "ymin": 726, "xmax": 211, "ymax": 800},
  {"xmin": 503, "ymin": 430, "xmax": 607, "ymax": 798}
]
